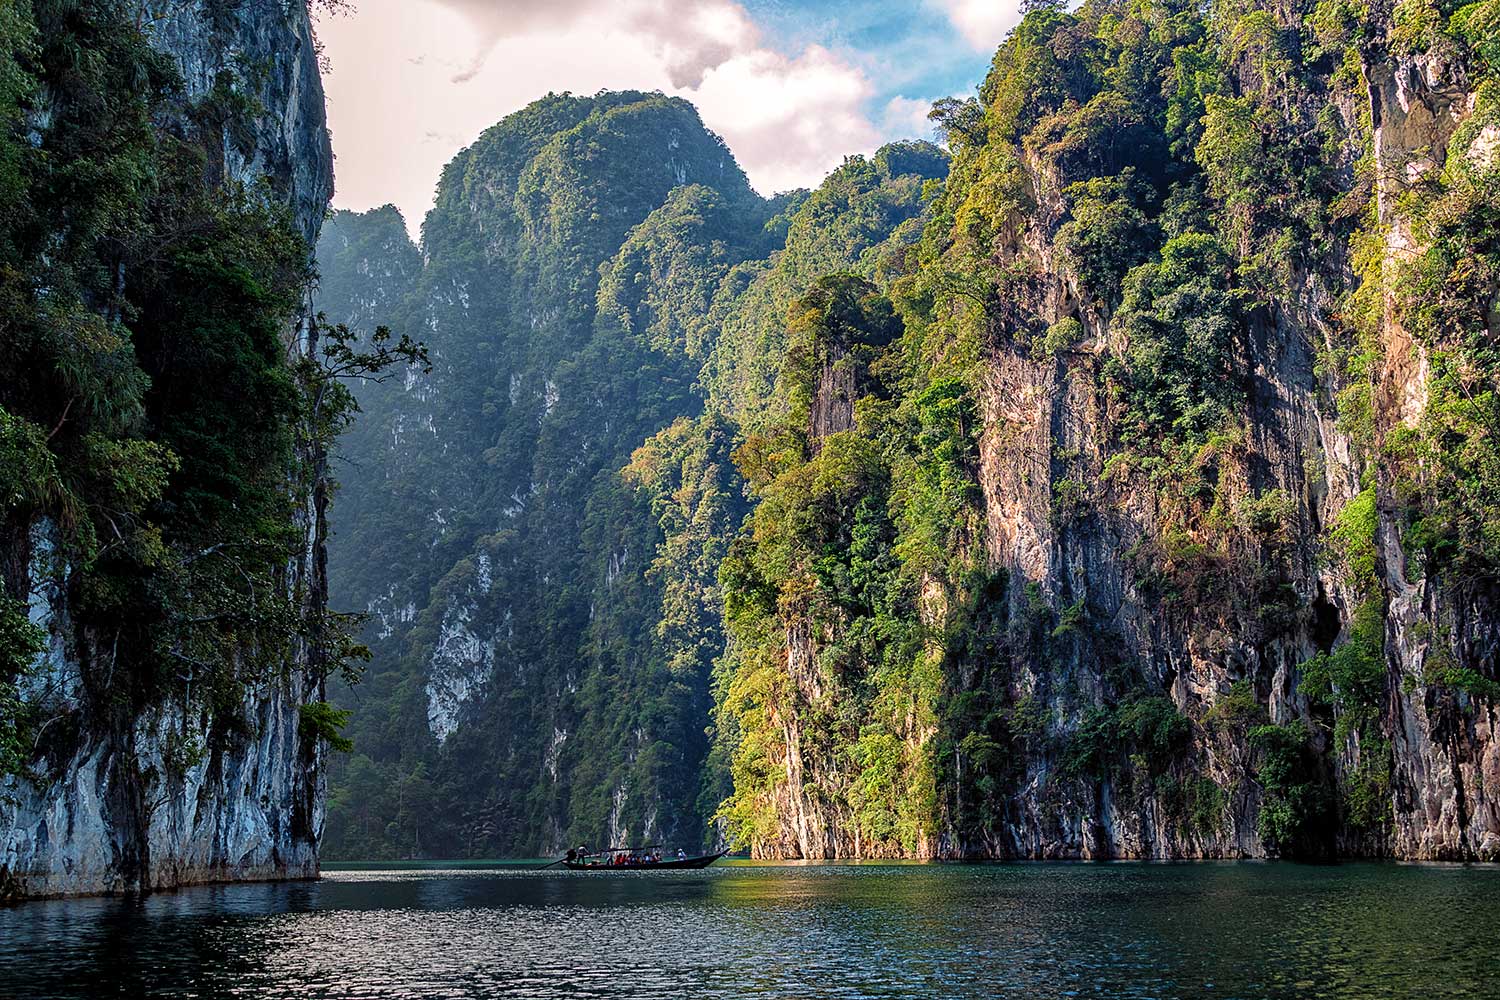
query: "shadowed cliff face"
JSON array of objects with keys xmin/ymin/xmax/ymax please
[
  {"xmin": 140, "ymin": 0, "xmax": 333, "ymax": 245},
  {"xmin": 0, "ymin": 0, "xmax": 334, "ymax": 898}
]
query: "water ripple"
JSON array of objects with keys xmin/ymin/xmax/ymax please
[{"xmin": 2, "ymin": 862, "xmax": 1496, "ymax": 999}]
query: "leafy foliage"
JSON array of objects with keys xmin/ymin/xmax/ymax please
[
  {"xmin": 0, "ymin": 594, "xmax": 46, "ymax": 780},
  {"xmin": 1300, "ymin": 598, "xmax": 1387, "ymax": 745},
  {"xmin": 1249, "ymin": 723, "xmax": 1334, "ymax": 856},
  {"xmin": 300, "ymin": 701, "xmax": 355, "ymax": 753},
  {"xmin": 1108, "ymin": 233, "xmax": 1242, "ymax": 453},
  {"xmin": 0, "ymin": 1, "xmax": 390, "ymax": 793}
]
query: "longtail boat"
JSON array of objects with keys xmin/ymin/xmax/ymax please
[{"xmin": 555, "ymin": 845, "xmax": 728, "ymax": 870}]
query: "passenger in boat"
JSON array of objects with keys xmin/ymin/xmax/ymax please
[{"xmin": 677, "ymin": 848, "xmax": 685, "ymax": 860}]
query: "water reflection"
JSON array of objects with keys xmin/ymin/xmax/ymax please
[{"xmin": 2, "ymin": 862, "xmax": 1496, "ymax": 998}]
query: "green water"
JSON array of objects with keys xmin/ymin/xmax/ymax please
[{"xmin": 2, "ymin": 860, "xmax": 1495, "ymax": 998}]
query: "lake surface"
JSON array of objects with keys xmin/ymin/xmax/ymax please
[{"xmin": 2, "ymin": 860, "xmax": 1497, "ymax": 998}]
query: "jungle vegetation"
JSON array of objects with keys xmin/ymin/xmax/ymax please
[{"xmin": 316, "ymin": 0, "xmax": 1500, "ymax": 860}]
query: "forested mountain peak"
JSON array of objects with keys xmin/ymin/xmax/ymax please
[
  {"xmin": 422, "ymin": 91, "xmax": 758, "ymax": 255},
  {"xmin": 315, "ymin": 93, "xmax": 953, "ymax": 857}
]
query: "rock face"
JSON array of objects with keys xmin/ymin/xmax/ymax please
[
  {"xmin": 712, "ymin": 6, "xmax": 1500, "ymax": 861},
  {"xmin": 0, "ymin": 0, "xmax": 333, "ymax": 898},
  {"xmin": 1364, "ymin": 42, "xmax": 1500, "ymax": 863},
  {"xmin": 139, "ymin": 0, "xmax": 333, "ymax": 246}
]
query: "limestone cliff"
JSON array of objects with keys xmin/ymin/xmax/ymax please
[
  {"xmin": 715, "ymin": 1, "xmax": 1500, "ymax": 861},
  {"xmin": 0, "ymin": 0, "xmax": 334, "ymax": 898}
]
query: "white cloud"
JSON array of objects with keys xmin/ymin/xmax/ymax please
[
  {"xmin": 432, "ymin": 0, "xmax": 760, "ymax": 87},
  {"xmin": 316, "ymin": 0, "xmax": 940, "ymax": 237},
  {"xmin": 689, "ymin": 44, "xmax": 880, "ymax": 195},
  {"xmin": 931, "ymin": 0, "xmax": 1025, "ymax": 50},
  {"xmin": 880, "ymin": 95, "xmax": 936, "ymax": 139}
]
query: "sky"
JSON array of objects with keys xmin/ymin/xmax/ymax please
[{"xmin": 314, "ymin": 0, "xmax": 1025, "ymax": 239}]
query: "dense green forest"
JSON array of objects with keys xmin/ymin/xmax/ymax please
[
  {"xmin": 314, "ymin": 91, "xmax": 947, "ymax": 856},
  {"xmin": 320, "ymin": 0, "xmax": 1500, "ymax": 860},
  {"xmin": 1, "ymin": 0, "xmax": 308, "ymax": 781}
]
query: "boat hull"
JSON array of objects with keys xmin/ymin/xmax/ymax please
[{"xmin": 562, "ymin": 851, "xmax": 728, "ymax": 871}]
